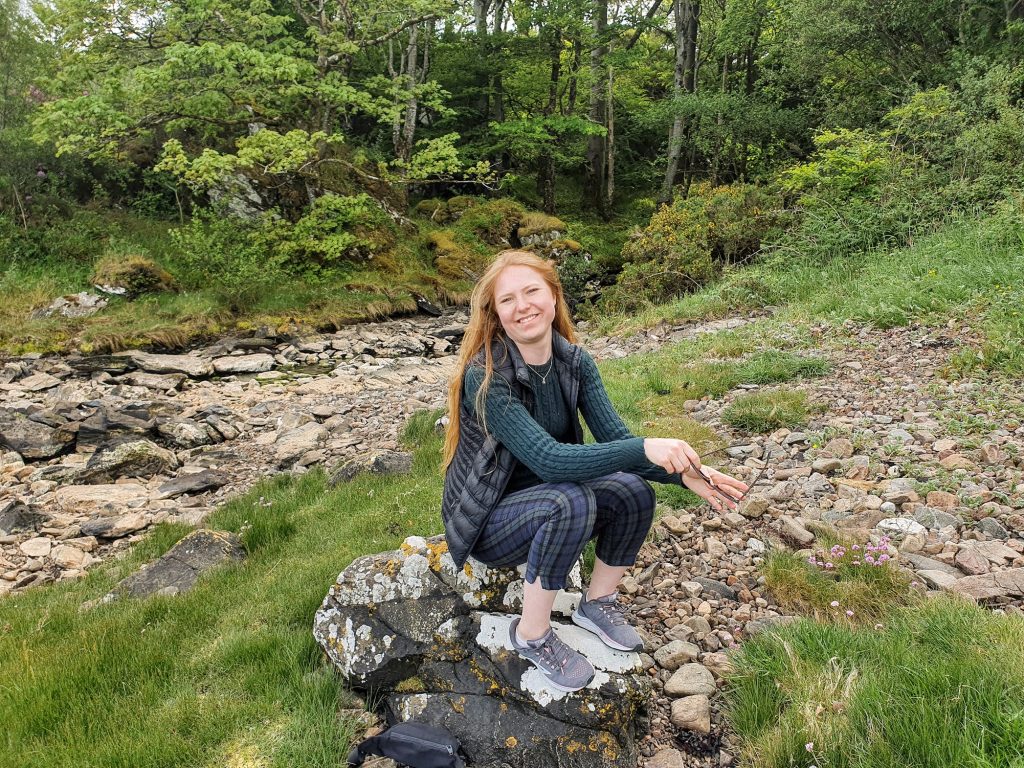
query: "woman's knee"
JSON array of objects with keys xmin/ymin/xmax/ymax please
[
  {"xmin": 546, "ymin": 484, "xmax": 598, "ymax": 536},
  {"xmin": 613, "ymin": 473, "xmax": 656, "ymax": 521}
]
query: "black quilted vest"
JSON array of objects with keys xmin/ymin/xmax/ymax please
[{"xmin": 442, "ymin": 331, "xmax": 585, "ymax": 569}]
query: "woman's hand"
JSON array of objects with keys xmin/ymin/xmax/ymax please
[
  {"xmin": 681, "ymin": 466, "xmax": 750, "ymax": 511},
  {"xmin": 644, "ymin": 438, "xmax": 702, "ymax": 476}
]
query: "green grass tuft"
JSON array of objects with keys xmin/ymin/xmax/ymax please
[
  {"xmin": 725, "ymin": 596, "xmax": 1024, "ymax": 768},
  {"xmin": 724, "ymin": 389, "xmax": 812, "ymax": 432}
]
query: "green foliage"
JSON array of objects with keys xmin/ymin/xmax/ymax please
[
  {"xmin": 263, "ymin": 193, "xmax": 396, "ymax": 271},
  {"xmin": 605, "ymin": 182, "xmax": 781, "ymax": 312},
  {"xmin": 170, "ymin": 212, "xmax": 288, "ymax": 313}
]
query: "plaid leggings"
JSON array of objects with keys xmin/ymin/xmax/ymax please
[{"xmin": 470, "ymin": 472, "xmax": 656, "ymax": 590}]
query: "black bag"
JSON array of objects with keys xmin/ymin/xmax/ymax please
[{"xmin": 346, "ymin": 721, "xmax": 466, "ymax": 768}]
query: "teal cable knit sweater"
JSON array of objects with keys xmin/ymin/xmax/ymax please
[{"xmin": 464, "ymin": 350, "xmax": 683, "ymax": 492}]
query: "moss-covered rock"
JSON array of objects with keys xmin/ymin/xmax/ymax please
[
  {"xmin": 91, "ymin": 253, "xmax": 177, "ymax": 298},
  {"xmin": 516, "ymin": 212, "xmax": 566, "ymax": 246},
  {"xmin": 426, "ymin": 231, "xmax": 490, "ymax": 281}
]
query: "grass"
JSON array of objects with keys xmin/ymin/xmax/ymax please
[
  {"xmin": 591, "ymin": 207, "xmax": 1024, "ymax": 375},
  {"xmin": 725, "ymin": 595, "xmax": 1024, "ymax": 768},
  {"xmin": 0, "ymin": 421, "xmax": 448, "ymax": 768},
  {"xmin": 762, "ymin": 534, "xmax": 913, "ymax": 626},
  {"xmin": 724, "ymin": 390, "xmax": 812, "ymax": 433},
  {"xmin": 0, "ymin": 212, "xmax": 470, "ymax": 355}
]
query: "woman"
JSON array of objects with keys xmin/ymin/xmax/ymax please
[{"xmin": 442, "ymin": 250, "xmax": 747, "ymax": 692}]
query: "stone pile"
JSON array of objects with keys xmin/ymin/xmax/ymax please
[{"xmin": 0, "ymin": 312, "xmax": 467, "ymax": 595}]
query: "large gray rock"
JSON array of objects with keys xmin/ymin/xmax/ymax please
[
  {"xmin": 212, "ymin": 354, "xmax": 275, "ymax": 374},
  {"xmin": 0, "ymin": 409, "xmax": 75, "ymax": 459},
  {"xmin": 76, "ymin": 439, "xmax": 180, "ymax": 484},
  {"xmin": 109, "ymin": 529, "xmax": 245, "ymax": 599},
  {"xmin": 314, "ymin": 535, "xmax": 650, "ymax": 768},
  {"xmin": 328, "ymin": 450, "xmax": 413, "ymax": 486},
  {"xmin": 129, "ymin": 351, "xmax": 213, "ymax": 378}
]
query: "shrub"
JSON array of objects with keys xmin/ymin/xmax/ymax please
[
  {"xmin": 91, "ymin": 249, "xmax": 177, "ymax": 297},
  {"xmin": 605, "ymin": 182, "xmax": 780, "ymax": 312},
  {"xmin": 170, "ymin": 212, "xmax": 288, "ymax": 313},
  {"xmin": 264, "ymin": 193, "xmax": 396, "ymax": 272}
]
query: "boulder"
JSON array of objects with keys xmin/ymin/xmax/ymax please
[
  {"xmin": 129, "ymin": 351, "xmax": 213, "ymax": 378},
  {"xmin": 156, "ymin": 470, "xmax": 230, "ymax": 499},
  {"xmin": 54, "ymin": 483, "xmax": 149, "ymax": 516},
  {"xmin": 212, "ymin": 354, "xmax": 276, "ymax": 374},
  {"xmin": 329, "ymin": 450, "xmax": 414, "ymax": 486},
  {"xmin": 75, "ymin": 439, "xmax": 180, "ymax": 484},
  {"xmin": 949, "ymin": 568, "xmax": 1024, "ymax": 601},
  {"xmin": 108, "ymin": 529, "xmax": 245, "ymax": 599},
  {"xmin": 0, "ymin": 409, "xmax": 75, "ymax": 459},
  {"xmin": 314, "ymin": 535, "xmax": 650, "ymax": 768}
]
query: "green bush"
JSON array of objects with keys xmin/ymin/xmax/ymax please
[
  {"xmin": 603, "ymin": 182, "xmax": 780, "ymax": 313},
  {"xmin": 264, "ymin": 193, "xmax": 396, "ymax": 273},
  {"xmin": 170, "ymin": 212, "xmax": 287, "ymax": 313}
]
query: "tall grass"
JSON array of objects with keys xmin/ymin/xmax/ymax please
[
  {"xmin": 725, "ymin": 596, "xmax": 1024, "ymax": 768},
  {"xmin": 0, "ymin": 425, "xmax": 446, "ymax": 768},
  {"xmin": 594, "ymin": 207, "xmax": 1024, "ymax": 375}
]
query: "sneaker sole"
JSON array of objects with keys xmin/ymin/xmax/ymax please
[
  {"xmin": 571, "ymin": 611, "xmax": 642, "ymax": 652},
  {"xmin": 516, "ymin": 655, "xmax": 595, "ymax": 693}
]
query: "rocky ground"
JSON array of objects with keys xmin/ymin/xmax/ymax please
[{"xmin": 2, "ymin": 311, "xmax": 1022, "ymax": 767}]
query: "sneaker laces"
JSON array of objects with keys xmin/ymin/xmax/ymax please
[
  {"xmin": 537, "ymin": 632, "xmax": 574, "ymax": 672},
  {"xmin": 591, "ymin": 596, "xmax": 629, "ymax": 626}
]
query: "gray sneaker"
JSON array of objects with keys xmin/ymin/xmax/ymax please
[
  {"xmin": 508, "ymin": 618, "xmax": 596, "ymax": 692},
  {"xmin": 572, "ymin": 592, "xmax": 643, "ymax": 652}
]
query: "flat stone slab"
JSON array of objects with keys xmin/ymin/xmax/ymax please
[
  {"xmin": 156, "ymin": 469, "xmax": 230, "ymax": 499},
  {"xmin": 949, "ymin": 568, "xmax": 1024, "ymax": 601},
  {"xmin": 110, "ymin": 529, "xmax": 245, "ymax": 599},
  {"xmin": 129, "ymin": 352, "xmax": 213, "ymax": 378},
  {"xmin": 213, "ymin": 354, "xmax": 276, "ymax": 374}
]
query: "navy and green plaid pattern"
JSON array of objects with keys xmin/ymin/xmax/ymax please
[{"xmin": 470, "ymin": 472, "xmax": 656, "ymax": 590}]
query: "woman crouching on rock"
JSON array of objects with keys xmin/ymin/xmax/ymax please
[{"xmin": 441, "ymin": 250, "xmax": 747, "ymax": 692}]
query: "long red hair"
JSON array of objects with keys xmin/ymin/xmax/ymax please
[{"xmin": 442, "ymin": 250, "xmax": 577, "ymax": 470}]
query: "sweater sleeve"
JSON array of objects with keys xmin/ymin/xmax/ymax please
[
  {"xmin": 463, "ymin": 366, "xmax": 649, "ymax": 483},
  {"xmin": 577, "ymin": 351, "xmax": 684, "ymax": 486}
]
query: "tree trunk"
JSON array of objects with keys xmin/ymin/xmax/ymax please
[
  {"xmin": 605, "ymin": 65, "xmax": 614, "ymax": 212},
  {"xmin": 585, "ymin": 0, "xmax": 609, "ymax": 216},
  {"xmin": 658, "ymin": 0, "xmax": 690, "ymax": 205},
  {"xmin": 537, "ymin": 29, "xmax": 561, "ymax": 214}
]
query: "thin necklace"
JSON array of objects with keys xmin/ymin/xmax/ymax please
[{"xmin": 526, "ymin": 359, "xmax": 554, "ymax": 384}]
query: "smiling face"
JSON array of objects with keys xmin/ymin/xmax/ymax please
[{"xmin": 492, "ymin": 263, "xmax": 557, "ymax": 355}]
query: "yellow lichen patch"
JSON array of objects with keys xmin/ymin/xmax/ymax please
[
  {"xmin": 399, "ymin": 541, "xmax": 418, "ymax": 556},
  {"xmin": 505, "ymin": 736, "xmax": 518, "ymax": 748},
  {"xmin": 450, "ymin": 696, "xmax": 466, "ymax": 714},
  {"xmin": 425, "ymin": 539, "xmax": 450, "ymax": 572},
  {"xmin": 463, "ymin": 562, "xmax": 475, "ymax": 579},
  {"xmin": 394, "ymin": 676, "xmax": 425, "ymax": 694},
  {"xmin": 467, "ymin": 658, "xmax": 506, "ymax": 695},
  {"xmin": 557, "ymin": 733, "xmax": 618, "ymax": 761}
]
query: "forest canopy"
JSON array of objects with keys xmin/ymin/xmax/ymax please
[{"xmin": 1, "ymin": 0, "xmax": 1023, "ymax": 327}]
